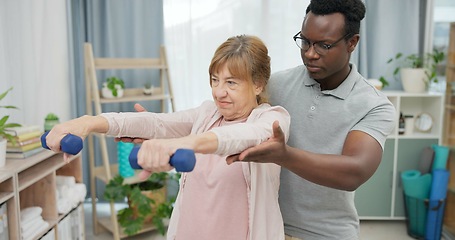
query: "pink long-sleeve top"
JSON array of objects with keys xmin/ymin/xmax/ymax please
[{"xmin": 101, "ymin": 100, "xmax": 290, "ymax": 240}]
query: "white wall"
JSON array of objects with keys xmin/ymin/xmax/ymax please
[
  {"xmin": 163, "ymin": 0, "xmax": 310, "ymax": 110},
  {"xmin": 0, "ymin": 0, "xmax": 72, "ymax": 128}
]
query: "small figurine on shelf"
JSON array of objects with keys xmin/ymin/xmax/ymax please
[{"xmin": 143, "ymin": 82, "xmax": 154, "ymax": 95}]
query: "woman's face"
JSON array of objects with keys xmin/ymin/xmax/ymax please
[{"xmin": 211, "ymin": 64, "xmax": 262, "ymax": 121}]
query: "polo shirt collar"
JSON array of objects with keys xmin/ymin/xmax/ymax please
[{"xmin": 303, "ymin": 64, "xmax": 358, "ymax": 100}]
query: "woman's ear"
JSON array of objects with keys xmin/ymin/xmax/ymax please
[{"xmin": 253, "ymin": 83, "xmax": 263, "ymax": 95}]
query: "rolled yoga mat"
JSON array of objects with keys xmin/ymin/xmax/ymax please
[
  {"xmin": 418, "ymin": 147, "xmax": 434, "ymax": 174},
  {"xmin": 401, "ymin": 170, "xmax": 432, "ymax": 237},
  {"xmin": 431, "ymin": 144, "xmax": 449, "ymax": 170},
  {"xmin": 425, "ymin": 169, "xmax": 450, "ymax": 240},
  {"xmin": 117, "ymin": 142, "xmax": 135, "ymax": 177}
]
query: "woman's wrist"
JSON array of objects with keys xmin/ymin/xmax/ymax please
[{"xmin": 83, "ymin": 115, "xmax": 109, "ymax": 135}]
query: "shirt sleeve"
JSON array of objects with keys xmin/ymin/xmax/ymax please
[
  {"xmin": 351, "ymin": 97, "xmax": 396, "ymax": 150},
  {"xmin": 209, "ymin": 105, "xmax": 290, "ymax": 155},
  {"xmin": 100, "ymin": 102, "xmax": 212, "ymax": 139}
]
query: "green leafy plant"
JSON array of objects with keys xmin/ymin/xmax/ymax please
[
  {"xmin": 0, "ymin": 88, "xmax": 21, "ymax": 144},
  {"xmin": 379, "ymin": 49, "xmax": 445, "ymax": 88},
  {"xmin": 105, "ymin": 77, "xmax": 125, "ymax": 97},
  {"xmin": 144, "ymin": 81, "xmax": 152, "ymax": 89},
  {"xmin": 45, "ymin": 113, "xmax": 59, "ymax": 121},
  {"xmin": 104, "ymin": 172, "xmax": 180, "ymax": 236}
]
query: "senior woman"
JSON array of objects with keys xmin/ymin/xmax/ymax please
[{"xmin": 44, "ymin": 35, "xmax": 290, "ymax": 240}]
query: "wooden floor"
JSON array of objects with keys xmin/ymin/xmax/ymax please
[{"xmin": 83, "ymin": 202, "xmax": 453, "ymax": 240}]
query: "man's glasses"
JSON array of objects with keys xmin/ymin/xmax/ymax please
[{"xmin": 293, "ymin": 31, "xmax": 352, "ymax": 56}]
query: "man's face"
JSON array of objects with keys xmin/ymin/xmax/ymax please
[{"xmin": 300, "ymin": 12, "xmax": 353, "ymax": 83}]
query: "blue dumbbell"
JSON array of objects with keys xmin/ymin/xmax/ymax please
[
  {"xmin": 129, "ymin": 146, "xmax": 196, "ymax": 172},
  {"xmin": 41, "ymin": 131, "xmax": 83, "ymax": 155}
]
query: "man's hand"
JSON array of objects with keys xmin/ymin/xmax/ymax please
[
  {"xmin": 115, "ymin": 103, "xmax": 149, "ymax": 143},
  {"xmin": 226, "ymin": 120, "xmax": 287, "ymax": 165}
]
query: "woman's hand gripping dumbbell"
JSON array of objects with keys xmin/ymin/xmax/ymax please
[
  {"xmin": 41, "ymin": 131, "xmax": 83, "ymax": 155},
  {"xmin": 128, "ymin": 146, "xmax": 196, "ymax": 172}
]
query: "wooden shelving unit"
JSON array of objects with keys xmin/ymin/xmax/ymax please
[
  {"xmin": 443, "ymin": 22, "xmax": 455, "ymax": 238},
  {"xmin": 0, "ymin": 150, "xmax": 84, "ymax": 239},
  {"xmin": 84, "ymin": 42, "xmax": 174, "ymax": 239}
]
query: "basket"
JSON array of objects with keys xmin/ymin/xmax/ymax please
[{"xmin": 403, "ymin": 194, "xmax": 446, "ymax": 239}]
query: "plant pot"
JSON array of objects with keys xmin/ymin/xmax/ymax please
[
  {"xmin": 44, "ymin": 119, "xmax": 60, "ymax": 132},
  {"xmin": 128, "ymin": 187, "xmax": 167, "ymax": 223},
  {"xmin": 143, "ymin": 87, "xmax": 153, "ymax": 95},
  {"xmin": 101, "ymin": 83, "xmax": 124, "ymax": 98},
  {"xmin": 400, "ymin": 68, "xmax": 428, "ymax": 93},
  {"xmin": 0, "ymin": 139, "xmax": 6, "ymax": 168}
]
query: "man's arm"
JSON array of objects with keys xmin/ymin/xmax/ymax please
[{"xmin": 227, "ymin": 122, "xmax": 382, "ymax": 191}]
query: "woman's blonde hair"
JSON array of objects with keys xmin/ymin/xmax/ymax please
[{"xmin": 209, "ymin": 35, "xmax": 270, "ymax": 104}]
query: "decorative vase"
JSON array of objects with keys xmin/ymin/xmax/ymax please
[
  {"xmin": 400, "ymin": 68, "xmax": 427, "ymax": 93},
  {"xmin": 117, "ymin": 142, "xmax": 135, "ymax": 177}
]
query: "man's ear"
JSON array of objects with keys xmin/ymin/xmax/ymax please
[{"xmin": 348, "ymin": 34, "xmax": 360, "ymax": 53}]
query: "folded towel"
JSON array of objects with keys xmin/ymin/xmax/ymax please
[
  {"xmin": 57, "ymin": 199, "xmax": 72, "ymax": 214},
  {"xmin": 58, "ymin": 183, "xmax": 87, "ymax": 209},
  {"xmin": 22, "ymin": 219, "xmax": 49, "ymax": 240},
  {"xmin": 21, "ymin": 216, "xmax": 42, "ymax": 232},
  {"xmin": 56, "ymin": 175, "xmax": 76, "ymax": 186},
  {"xmin": 74, "ymin": 183, "xmax": 87, "ymax": 203},
  {"xmin": 20, "ymin": 207, "xmax": 43, "ymax": 224},
  {"xmin": 22, "ymin": 217, "xmax": 46, "ymax": 239}
]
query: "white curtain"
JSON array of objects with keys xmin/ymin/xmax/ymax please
[
  {"xmin": 163, "ymin": 0, "xmax": 310, "ymax": 111},
  {"xmin": 0, "ymin": 0, "xmax": 71, "ymax": 127}
]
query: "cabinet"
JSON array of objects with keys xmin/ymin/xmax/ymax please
[
  {"xmin": 84, "ymin": 42, "xmax": 174, "ymax": 239},
  {"xmin": 443, "ymin": 22, "xmax": 455, "ymax": 238},
  {"xmin": 0, "ymin": 150, "xmax": 84, "ymax": 239},
  {"xmin": 354, "ymin": 91, "xmax": 444, "ymax": 219}
]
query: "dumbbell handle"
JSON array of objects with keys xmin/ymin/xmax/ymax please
[
  {"xmin": 129, "ymin": 146, "xmax": 196, "ymax": 172},
  {"xmin": 41, "ymin": 131, "xmax": 83, "ymax": 155}
]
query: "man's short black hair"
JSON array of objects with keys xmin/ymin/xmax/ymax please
[{"xmin": 305, "ymin": 0, "xmax": 366, "ymax": 36}]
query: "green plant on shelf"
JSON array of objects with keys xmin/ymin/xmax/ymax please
[
  {"xmin": 45, "ymin": 113, "xmax": 59, "ymax": 121},
  {"xmin": 104, "ymin": 172, "xmax": 180, "ymax": 236},
  {"xmin": 379, "ymin": 49, "xmax": 445, "ymax": 88},
  {"xmin": 0, "ymin": 87, "xmax": 21, "ymax": 144},
  {"xmin": 105, "ymin": 76, "xmax": 125, "ymax": 97}
]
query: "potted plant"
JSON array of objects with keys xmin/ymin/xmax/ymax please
[
  {"xmin": 143, "ymin": 82, "xmax": 154, "ymax": 95},
  {"xmin": 44, "ymin": 113, "xmax": 60, "ymax": 131},
  {"xmin": 102, "ymin": 76, "xmax": 125, "ymax": 98},
  {"xmin": 104, "ymin": 172, "xmax": 180, "ymax": 236},
  {"xmin": 0, "ymin": 88, "xmax": 21, "ymax": 167},
  {"xmin": 379, "ymin": 49, "xmax": 445, "ymax": 93}
]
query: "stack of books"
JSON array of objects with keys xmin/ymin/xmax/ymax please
[{"xmin": 5, "ymin": 125, "xmax": 44, "ymax": 159}]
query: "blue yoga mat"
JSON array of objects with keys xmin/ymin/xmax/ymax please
[
  {"xmin": 431, "ymin": 144, "xmax": 449, "ymax": 170},
  {"xmin": 117, "ymin": 142, "xmax": 135, "ymax": 177},
  {"xmin": 425, "ymin": 169, "xmax": 450, "ymax": 240},
  {"xmin": 401, "ymin": 170, "xmax": 432, "ymax": 237}
]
